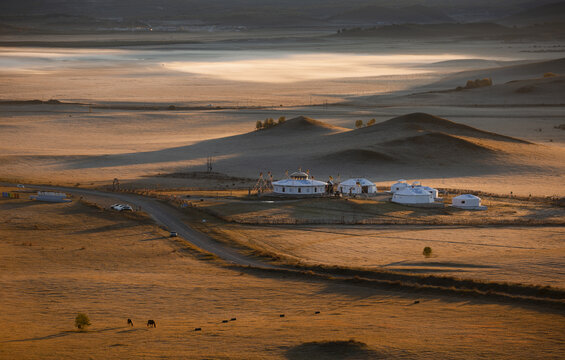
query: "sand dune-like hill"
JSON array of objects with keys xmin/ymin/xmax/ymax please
[
  {"xmin": 260, "ymin": 116, "xmax": 346, "ymax": 134},
  {"xmin": 363, "ymin": 113, "xmax": 531, "ymax": 143},
  {"xmin": 392, "ymin": 75, "xmax": 565, "ymax": 106},
  {"xmin": 57, "ymin": 113, "xmax": 555, "ymax": 183},
  {"xmin": 381, "ymin": 132, "xmax": 496, "ymax": 153},
  {"xmin": 320, "ymin": 149, "xmax": 397, "ymax": 164},
  {"xmin": 354, "ymin": 61, "xmax": 565, "ymax": 106},
  {"xmin": 433, "ymin": 58, "xmax": 565, "ymax": 90}
]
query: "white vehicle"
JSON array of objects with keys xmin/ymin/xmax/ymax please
[{"xmin": 110, "ymin": 204, "xmax": 133, "ymax": 211}]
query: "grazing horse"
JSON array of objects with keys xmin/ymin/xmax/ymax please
[
  {"xmin": 127, "ymin": 319, "xmax": 134, "ymax": 327},
  {"xmin": 147, "ymin": 320, "xmax": 156, "ymax": 328}
]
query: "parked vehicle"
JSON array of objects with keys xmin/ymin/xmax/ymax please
[
  {"xmin": 169, "ymin": 232, "xmax": 178, "ymax": 238},
  {"xmin": 110, "ymin": 204, "xmax": 133, "ymax": 212}
]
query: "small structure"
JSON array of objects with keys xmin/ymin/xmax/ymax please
[
  {"xmin": 452, "ymin": 194, "xmax": 487, "ymax": 210},
  {"xmin": 339, "ymin": 178, "xmax": 377, "ymax": 196},
  {"xmin": 272, "ymin": 171, "xmax": 326, "ymax": 196},
  {"xmin": 412, "ymin": 183, "xmax": 440, "ymax": 200},
  {"xmin": 390, "ymin": 179, "xmax": 409, "ymax": 193},
  {"xmin": 392, "ymin": 187, "xmax": 434, "ymax": 205},
  {"xmin": 30, "ymin": 191, "xmax": 71, "ymax": 203}
]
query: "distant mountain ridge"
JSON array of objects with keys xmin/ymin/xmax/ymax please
[{"xmin": 0, "ymin": 0, "xmax": 561, "ymax": 32}]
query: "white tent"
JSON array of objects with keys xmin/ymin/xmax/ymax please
[
  {"xmin": 414, "ymin": 185, "xmax": 439, "ymax": 199},
  {"xmin": 339, "ymin": 178, "xmax": 377, "ymax": 195},
  {"xmin": 392, "ymin": 187, "xmax": 434, "ymax": 204},
  {"xmin": 273, "ymin": 171, "xmax": 326, "ymax": 196},
  {"xmin": 452, "ymin": 194, "xmax": 487, "ymax": 210},
  {"xmin": 390, "ymin": 179, "xmax": 408, "ymax": 193}
]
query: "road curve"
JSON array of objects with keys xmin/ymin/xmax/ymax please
[{"xmin": 20, "ymin": 184, "xmax": 278, "ymax": 269}]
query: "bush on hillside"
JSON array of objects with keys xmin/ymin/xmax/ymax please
[{"xmin": 75, "ymin": 313, "xmax": 91, "ymax": 330}]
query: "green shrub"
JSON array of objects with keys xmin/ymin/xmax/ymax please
[
  {"xmin": 367, "ymin": 118, "xmax": 376, "ymax": 126},
  {"xmin": 263, "ymin": 118, "xmax": 275, "ymax": 129},
  {"xmin": 278, "ymin": 116, "xmax": 286, "ymax": 124},
  {"xmin": 423, "ymin": 246, "xmax": 432, "ymax": 257},
  {"xmin": 256, "ymin": 120, "xmax": 263, "ymax": 130},
  {"xmin": 464, "ymin": 78, "xmax": 492, "ymax": 89},
  {"xmin": 75, "ymin": 313, "xmax": 91, "ymax": 330},
  {"xmin": 355, "ymin": 120, "xmax": 364, "ymax": 128}
]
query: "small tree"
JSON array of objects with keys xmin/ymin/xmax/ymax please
[
  {"xmin": 278, "ymin": 116, "xmax": 286, "ymax": 124},
  {"xmin": 75, "ymin": 313, "xmax": 91, "ymax": 330},
  {"xmin": 367, "ymin": 118, "xmax": 376, "ymax": 126},
  {"xmin": 355, "ymin": 120, "xmax": 364, "ymax": 128},
  {"xmin": 263, "ymin": 118, "xmax": 275, "ymax": 129},
  {"xmin": 423, "ymin": 247, "xmax": 432, "ymax": 258},
  {"xmin": 256, "ymin": 120, "xmax": 263, "ymax": 130}
]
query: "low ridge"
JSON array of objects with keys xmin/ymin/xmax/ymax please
[
  {"xmin": 367, "ymin": 113, "xmax": 531, "ymax": 143},
  {"xmin": 259, "ymin": 115, "xmax": 346, "ymax": 134}
]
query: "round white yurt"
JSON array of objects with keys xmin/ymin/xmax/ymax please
[
  {"xmin": 339, "ymin": 178, "xmax": 377, "ymax": 196},
  {"xmin": 452, "ymin": 194, "xmax": 486, "ymax": 210},
  {"xmin": 272, "ymin": 171, "xmax": 326, "ymax": 196},
  {"xmin": 392, "ymin": 187, "xmax": 434, "ymax": 204},
  {"xmin": 414, "ymin": 185, "xmax": 439, "ymax": 199},
  {"xmin": 390, "ymin": 179, "xmax": 408, "ymax": 193}
]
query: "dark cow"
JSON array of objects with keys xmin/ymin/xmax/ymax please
[
  {"xmin": 127, "ymin": 318, "xmax": 134, "ymax": 327},
  {"xmin": 147, "ymin": 320, "xmax": 156, "ymax": 328}
]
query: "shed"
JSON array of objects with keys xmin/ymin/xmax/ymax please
[
  {"xmin": 452, "ymin": 194, "xmax": 487, "ymax": 210},
  {"xmin": 30, "ymin": 191, "xmax": 71, "ymax": 203},
  {"xmin": 339, "ymin": 178, "xmax": 377, "ymax": 195}
]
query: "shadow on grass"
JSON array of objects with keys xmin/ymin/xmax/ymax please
[
  {"xmin": 3, "ymin": 326, "xmax": 124, "ymax": 343},
  {"xmin": 285, "ymin": 339, "xmax": 387, "ymax": 360}
]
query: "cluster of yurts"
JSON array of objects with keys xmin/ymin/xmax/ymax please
[{"xmin": 271, "ymin": 171, "xmax": 486, "ymax": 210}]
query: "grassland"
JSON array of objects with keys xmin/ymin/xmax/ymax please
[{"xmin": 1, "ymin": 189, "xmax": 564, "ymax": 359}]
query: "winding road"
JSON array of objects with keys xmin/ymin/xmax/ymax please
[
  {"xmin": 19, "ymin": 184, "xmax": 277, "ymax": 269},
  {"xmin": 5, "ymin": 183, "xmax": 565, "ymax": 309}
]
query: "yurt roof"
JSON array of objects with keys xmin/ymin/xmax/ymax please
[
  {"xmin": 341, "ymin": 178, "xmax": 375, "ymax": 186},
  {"xmin": 417, "ymin": 185, "xmax": 438, "ymax": 192},
  {"xmin": 273, "ymin": 178, "xmax": 327, "ymax": 186},
  {"xmin": 454, "ymin": 194, "xmax": 480, "ymax": 200},
  {"xmin": 290, "ymin": 171, "xmax": 308, "ymax": 178},
  {"xmin": 392, "ymin": 181, "xmax": 408, "ymax": 186},
  {"xmin": 395, "ymin": 187, "xmax": 432, "ymax": 196}
]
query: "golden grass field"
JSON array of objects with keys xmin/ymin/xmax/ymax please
[
  {"xmin": 1, "ymin": 192, "xmax": 564, "ymax": 359},
  {"xmin": 1, "ymin": 34, "xmax": 565, "ymax": 359}
]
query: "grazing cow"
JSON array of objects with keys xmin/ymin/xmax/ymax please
[
  {"xmin": 314, "ymin": 311, "xmax": 320, "ymax": 314},
  {"xmin": 230, "ymin": 318, "xmax": 237, "ymax": 321},
  {"xmin": 127, "ymin": 319, "xmax": 134, "ymax": 327},
  {"xmin": 222, "ymin": 320, "xmax": 229, "ymax": 323},
  {"xmin": 147, "ymin": 320, "xmax": 156, "ymax": 327},
  {"xmin": 280, "ymin": 314, "xmax": 285, "ymax": 318},
  {"xmin": 194, "ymin": 327, "xmax": 202, "ymax": 331},
  {"xmin": 414, "ymin": 300, "xmax": 420, "ymax": 304}
]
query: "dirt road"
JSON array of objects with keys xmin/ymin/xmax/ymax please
[{"xmin": 19, "ymin": 184, "xmax": 276, "ymax": 268}]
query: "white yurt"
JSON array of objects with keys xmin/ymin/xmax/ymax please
[
  {"xmin": 390, "ymin": 179, "xmax": 408, "ymax": 193},
  {"xmin": 452, "ymin": 194, "xmax": 487, "ymax": 210},
  {"xmin": 413, "ymin": 185, "xmax": 439, "ymax": 199},
  {"xmin": 339, "ymin": 178, "xmax": 377, "ymax": 195},
  {"xmin": 272, "ymin": 171, "xmax": 326, "ymax": 196},
  {"xmin": 392, "ymin": 187, "xmax": 434, "ymax": 204}
]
